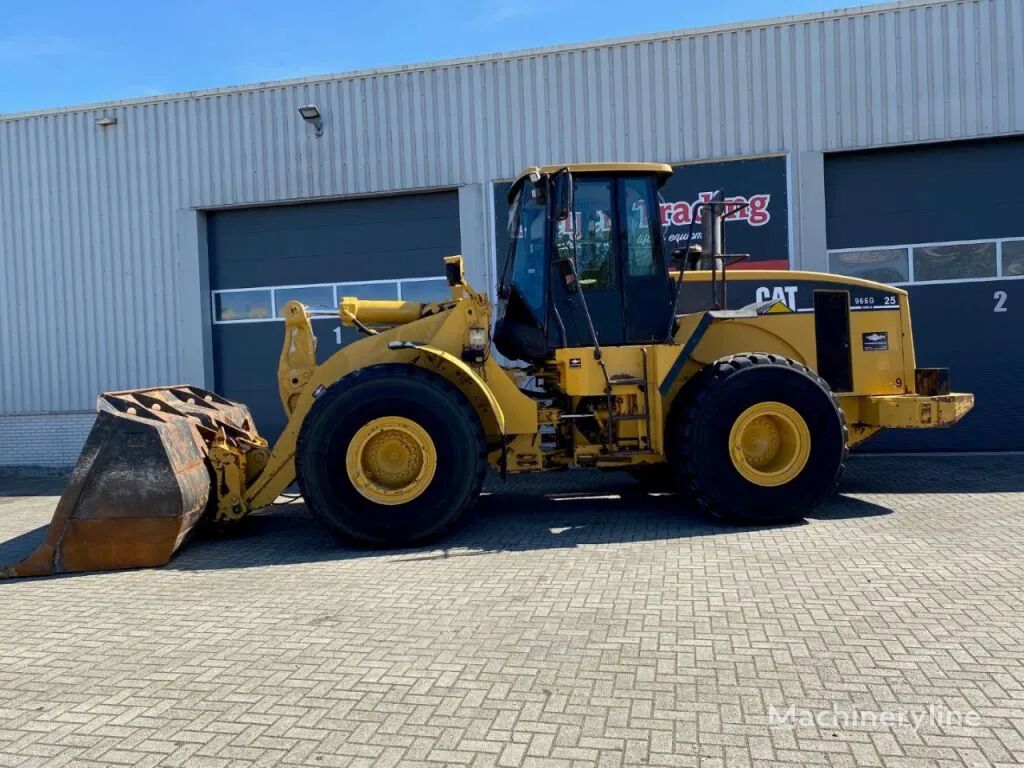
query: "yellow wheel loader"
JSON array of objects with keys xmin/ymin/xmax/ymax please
[{"xmin": 2, "ymin": 163, "xmax": 974, "ymax": 578}]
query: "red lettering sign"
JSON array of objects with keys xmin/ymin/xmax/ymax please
[{"xmin": 659, "ymin": 192, "xmax": 772, "ymax": 228}]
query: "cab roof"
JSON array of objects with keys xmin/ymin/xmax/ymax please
[{"xmin": 508, "ymin": 162, "xmax": 674, "ymax": 201}]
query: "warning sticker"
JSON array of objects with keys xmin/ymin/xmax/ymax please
[
  {"xmin": 862, "ymin": 332, "xmax": 889, "ymax": 351},
  {"xmin": 569, "ymin": 358, "xmax": 582, "ymax": 369}
]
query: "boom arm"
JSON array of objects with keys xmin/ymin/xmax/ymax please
[{"xmin": 244, "ymin": 266, "xmax": 538, "ymax": 511}]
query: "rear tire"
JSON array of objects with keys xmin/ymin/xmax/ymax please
[
  {"xmin": 296, "ymin": 365, "xmax": 487, "ymax": 547},
  {"xmin": 668, "ymin": 353, "xmax": 847, "ymax": 524}
]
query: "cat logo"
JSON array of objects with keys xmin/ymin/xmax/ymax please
[{"xmin": 755, "ymin": 285, "xmax": 799, "ymax": 309}]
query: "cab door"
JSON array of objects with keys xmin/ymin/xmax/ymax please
[
  {"xmin": 550, "ymin": 174, "xmax": 673, "ymax": 349},
  {"xmin": 618, "ymin": 176, "xmax": 672, "ymax": 343},
  {"xmin": 552, "ymin": 176, "xmax": 625, "ymax": 347}
]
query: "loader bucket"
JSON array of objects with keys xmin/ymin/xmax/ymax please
[{"xmin": 1, "ymin": 387, "xmax": 262, "ymax": 579}]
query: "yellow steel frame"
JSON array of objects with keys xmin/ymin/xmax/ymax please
[{"xmin": 236, "ymin": 258, "xmax": 972, "ymax": 512}]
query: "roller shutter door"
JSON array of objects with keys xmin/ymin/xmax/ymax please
[
  {"xmin": 208, "ymin": 190, "xmax": 460, "ymax": 442},
  {"xmin": 825, "ymin": 137, "xmax": 1024, "ymax": 451}
]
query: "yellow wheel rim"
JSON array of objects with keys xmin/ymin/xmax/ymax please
[
  {"xmin": 345, "ymin": 416, "xmax": 437, "ymax": 505},
  {"xmin": 728, "ymin": 402, "xmax": 811, "ymax": 487}
]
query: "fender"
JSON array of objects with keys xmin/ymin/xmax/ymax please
[
  {"xmin": 659, "ymin": 310, "xmax": 810, "ymax": 400},
  {"xmin": 404, "ymin": 343, "xmax": 507, "ymax": 438},
  {"xmin": 245, "ymin": 307, "xmax": 533, "ymax": 510}
]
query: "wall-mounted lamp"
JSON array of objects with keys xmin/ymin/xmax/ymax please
[
  {"xmin": 297, "ymin": 104, "xmax": 323, "ymax": 138},
  {"xmin": 95, "ymin": 115, "xmax": 118, "ymax": 127}
]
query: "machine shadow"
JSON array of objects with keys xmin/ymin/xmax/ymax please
[
  {"xmin": 0, "ymin": 525, "xmax": 50, "ymax": 567},
  {"xmin": 0, "ymin": 474, "xmax": 66, "ymax": 497},
  {"xmin": 160, "ymin": 473, "xmax": 892, "ymax": 573},
  {"xmin": 3, "ymin": 453, "xmax": 1020, "ymax": 579}
]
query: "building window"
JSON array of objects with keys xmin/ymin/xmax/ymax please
[
  {"xmin": 828, "ymin": 248, "xmax": 909, "ymax": 284},
  {"xmin": 214, "ymin": 289, "xmax": 273, "ymax": 321},
  {"xmin": 1003, "ymin": 240, "xmax": 1024, "ymax": 277},
  {"xmin": 400, "ymin": 278, "xmax": 449, "ymax": 302},
  {"xmin": 338, "ymin": 282, "xmax": 398, "ymax": 301},
  {"xmin": 273, "ymin": 285, "xmax": 335, "ymax": 317},
  {"xmin": 828, "ymin": 237, "xmax": 1024, "ymax": 284},
  {"xmin": 913, "ymin": 242, "xmax": 997, "ymax": 282},
  {"xmin": 213, "ymin": 277, "xmax": 448, "ymax": 323}
]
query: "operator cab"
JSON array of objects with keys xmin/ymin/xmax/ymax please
[{"xmin": 494, "ymin": 163, "xmax": 676, "ymax": 363}]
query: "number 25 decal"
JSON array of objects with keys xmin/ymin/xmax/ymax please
[{"xmin": 994, "ymin": 290, "xmax": 1008, "ymax": 313}]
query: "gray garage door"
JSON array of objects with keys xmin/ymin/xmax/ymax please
[
  {"xmin": 825, "ymin": 137, "xmax": 1024, "ymax": 451},
  {"xmin": 208, "ymin": 190, "xmax": 460, "ymax": 442}
]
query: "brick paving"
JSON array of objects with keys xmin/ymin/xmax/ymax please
[{"xmin": 0, "ymin": 455, "xmax": 1022, "ymax": 768}]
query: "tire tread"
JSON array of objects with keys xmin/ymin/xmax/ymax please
[
  {"xmin": 295, "ymin": 364, "xmax": 487, "ymax": 546},
  {"xmin": 667, "ymin": 353, "xmax": 848, "ymax": 522}
]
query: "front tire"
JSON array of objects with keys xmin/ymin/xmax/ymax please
[
  {"xmin": 668, "ymin": 353, "xmax": 847, "ymax": 524},
  {"xmin": 296, "ymin": 365, "xmax": 487, "ymax": 547}
]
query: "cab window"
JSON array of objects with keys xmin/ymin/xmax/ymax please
[
  {"xmin": 509, "ymin": 184, "xmax": 547, "ymax": 318},
  {"xmin": 556, "ymin": 178, "xmax": 615, "ymax": 291},
  {"xmin": 621, "ymin": 178, "xmax": 657, "ymax": 277}
]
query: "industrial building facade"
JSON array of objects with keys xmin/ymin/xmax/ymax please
[{"xmin": 1, "ymin": 0, "xmax": 1022, "ymax": 466}]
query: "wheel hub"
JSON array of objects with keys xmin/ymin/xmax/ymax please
[
  {"xmin": 728, "ymin": 402, "xmax": 811, "ymax": 487},
  {"xmin": 346, "ymin": 416, "xmax": 437, "ymax": 505}
]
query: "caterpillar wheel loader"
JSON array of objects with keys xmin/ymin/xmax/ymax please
[{"xmin": 2, "ymin": 163, "xmax": 975, "ymax": 579}]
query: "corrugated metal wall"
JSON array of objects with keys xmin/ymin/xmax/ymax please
[{"xmin": 1, "ymin": 0, "xmax": 1021, "ymax": 414}]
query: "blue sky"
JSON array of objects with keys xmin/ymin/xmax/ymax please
[{"xmin": 2, "ymin": 0, "xmax": 862, "ymax": 115}]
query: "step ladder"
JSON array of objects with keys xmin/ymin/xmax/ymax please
[{"xmin": 604, "ymin": 347, "xmax": 654, "ymax": 455}]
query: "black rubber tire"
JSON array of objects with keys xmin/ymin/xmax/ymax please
[
  {"xmin": 295, "ymin": 364, "xmax": 487, "ymax": 547},
  {"xmin": 667, "ymin": 353, "xmax": 848, "ymax": 524}
]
